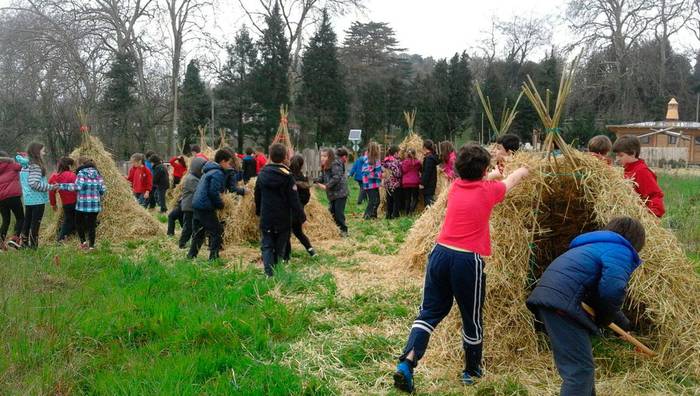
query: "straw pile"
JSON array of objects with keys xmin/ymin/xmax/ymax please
[
  {"xmin": 43, "ymin": 133, "xmax": 162, "ymax": 242},
  {"xmin": 398, "ymin": 109, "xmax": 424, "ymax": 162}
]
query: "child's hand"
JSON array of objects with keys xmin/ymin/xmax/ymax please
[
  {"xmin": 317, "ymin": 184, "xmax": 326, "ymax": 191},
  {"xmin": 51, "ymin": 206, "xmax": 57, "ymax": 212},
  {"xmin": 144, "ymin": 191, "xmax": 150, "ymax": 199}
]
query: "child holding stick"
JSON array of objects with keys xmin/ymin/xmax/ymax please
[
  {"xmin": 393, "ymin": 144, "xmax": 529, "ymax": 393},
  {"xmin": 526, "ymin": 217, "xmax": 645, "ymax": 396}
]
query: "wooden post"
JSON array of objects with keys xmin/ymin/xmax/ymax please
[{"xmin": 581, "ymin": 303, "xmax": 655, "ymax": 357}]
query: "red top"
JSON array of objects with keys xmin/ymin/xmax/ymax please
[
  {"xmin": 49, "ymin": 171, "xmax": 78, "ymax": 206},
  {"xmin": 441, "ymin": 151, "xmax": 457, "ymax": 180},
  {"xmin": 0, "ymin": 160, "xmax": 22, "ymax": 201},
  {"xmin": 437, "ymin": 179, "xmax": 507, "ymax": 256},
  {"xmin": 195, "ymin": 152, "xmax": 209, "ymax": 161},
  {"xmin": 169, "ymin": 156, "xmax": 187, "ymax": 178},
  {"xmin": 401, "ymin": 158, "xmax": 421, "ymax": 187},
  {"xmin": 127, "ymin": 165, "xmax": 153, "ymax": 194},
  {"xmin": 623, "ymin": 159, "xmax": 665, "ymax": 217},
  {"xmin": 255, "ymin": 153, "xmax": 267, "ymax": 173}
]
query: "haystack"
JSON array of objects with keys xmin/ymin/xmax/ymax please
[
  {"xmin": 43, "ymin": 129, "xmax": 162, "ymax": 242},
  {"xmin": 395, "ymin": 63, "xmax": 700, "ymax": 377},
  {"xmin": 398, "ymin": 109, "xmax": 423, "ymax": 161}
]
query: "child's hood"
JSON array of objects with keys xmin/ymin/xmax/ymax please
[
  {"xmin": 189, "ymin": 157, "xmax": 207, "ymax": 177},
  {"xmin": 78, "ymin": 165, "xmax": 100, "ymax": 179},
  {"xmin": 259, "ymin": 163, "xmax": 292, "ymax": 189},
  {"xmin": 201, "ymin": 161, "xmax": 222, "ymax": 175},
  {"xmin": 15, "ymin": 155, "xmax": 29, "ymax": 167},
  {"xmin": 570, "ymin": 230, "xmax": 641, "ymax": 269}
]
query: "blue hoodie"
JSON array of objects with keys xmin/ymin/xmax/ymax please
[
  {"xmin": 192, "ymin": 162, "xmax": 226, "ymax": 211},
  {"xmin": 348, "ymin": 156, "xmax": 365, "ymax": 182},
  {"xmin": 526, "ymin": 230, "xmax": 641, "ymax": 333}
]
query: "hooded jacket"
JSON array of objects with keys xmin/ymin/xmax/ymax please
[
  {"xmin": 421, "ymin": 152, "xmax": 439, "ymax": 195},
  {"xmin": 192, "ymin": 162, "xmax": 227, "ymax": 211},
  {"xmin": 152, "ymin": 162, "xmax": 170, "ymax": 191},
  {"xmin": 242, "ymin": 155, "xmax": 257, "ymax": 182},
  {"xmin": 17, "ymin": 155, "xmax": 51, "ymax": 206},
  {"xmin": 180, "ymin": 157, "xmax": 207, "ymax": 212},
  {"xmin": 127, "ymin": 165, "xmax": 152, "ymax": 194},
  {"xmin": 49, "ymin": 171, "xmax": 78, "ymax": 207},
  {"xmin": 526, "ymin": 231, "xmax": 642, "ymax": 333},
  {"xmin": 623, "ymin": 159, "xmax": 665, "ymax": 217},
  {"xmin": 0, "ymin": 157, "xmax": 22, "ymax": 201},
  {"xmin": 401, "ymin": 158, "xmax": 421, "ymax": 188},
  {"xmin": 254, "ymin": 163, "xmax": 305, "ymax": 231},
  {"xmin": 317, "ymin": 158, "xmax": 349, "ymax": 201},
  {"xmin": 58, "ymin": 164, "xmax": 107, "ymax": 213}
]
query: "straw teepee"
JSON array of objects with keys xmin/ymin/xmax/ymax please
[
  {"xmin": 398, "ymin": 109, "xmax": 424, "ymax": 161},
  {"xmin": 476, "ymin": 82, "xmax": 523, "ymax": 139},
  {"xmin": 395, "ymin": 62, "xmax": 700, "ymax": 379},
  {"xmin": 43, "ymin": 111, "xmax": 162, "ymax": 242}
]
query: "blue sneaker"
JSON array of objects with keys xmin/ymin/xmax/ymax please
[
  {"xmin": 393, "ymin": 361, "xmax": 415, "ymax": 393},
  {"xmin": 461, "ymin": 368, "xmax": 482, "ymax": 385}
]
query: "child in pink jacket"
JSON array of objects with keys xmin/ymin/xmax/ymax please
[{"xmin": 401, "ymin": 148, "xmax": 422, "ymax": 214}]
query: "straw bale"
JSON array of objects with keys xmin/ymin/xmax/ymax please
[
  {"xmin": 398, "ymin": 132, "xmax": 424, "ymax": 162},
  {"xmin": 43, "ymin": 135, "xmax": 162, "ymax": 242},
  {"xmin": 396, "ymin": 149, "xmax": 700, "ymax": 376}
]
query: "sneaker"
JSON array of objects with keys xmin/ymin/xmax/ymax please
[
  {"xmin": 7, "ymin": 236, "xmax": 21, "ymax": 249},
  {"xmin": 461, "ymin": 368, "xmax": 483, "ymax": 386},
  {"xmin": 79, "ymin": 242, "xmax": 89, "ymax": 251},
  {"xmin": 340, "ymin": 230, "xmax": 349, "ymax": 238},
  {"xmin": 88, "ymin": 247, "xmax": 96, "ymax": 252},
  {"xmin": 393, "ymin": 361, "xmax": 415, "ymax": 393},
  {"xmin": 307, "ymin": 248, "xmax": 317, "ymax": 257}
]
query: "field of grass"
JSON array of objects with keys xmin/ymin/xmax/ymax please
[{"xmin": 1, "ymin": 173, "xmax": 698, "ymax": 395}]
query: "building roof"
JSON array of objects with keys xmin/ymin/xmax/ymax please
[{"xmin": 606, "ymin": 120, "xmax": 700, "ymax": 130}]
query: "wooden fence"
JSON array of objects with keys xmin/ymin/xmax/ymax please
[{"xmin": 641, "ymin": 147, "xmax": 688, "ymax": 167}]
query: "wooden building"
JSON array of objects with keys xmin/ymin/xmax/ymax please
[{"xmin": 607, "ymin": 98, "xmax": 700, "ymax": 165}]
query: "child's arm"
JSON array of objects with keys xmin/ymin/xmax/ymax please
[
  {"xmin": 635, "ymin": 168, "xmax": 665, "ymax": 217},
  {"xmin": 326, "ymin": 162, "xmax": 342, "ymax": 190},
  {"xmin": 254, "ymin": 178, "xmax": 261, "ymax": 216},
  {"xmin": 288, "ymin": 178, "xmax": 306, "ymax": 224},
  {"xmin": 502, "ymin": 167, "xmax": 529, "ymax": 192},
  {"xmin": 49, "ymin": 174, "xmax": 58, "ymax": 207},
  {"xmin": 594, "ymin": 249, "xmax": 634, "ymax": 327},
  {"xmin": 27, "ymin": 165, "xmax": 53, "ymax": 192}
]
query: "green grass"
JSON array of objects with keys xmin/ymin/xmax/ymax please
[{"xmin": 658, "ymin": 174, "xmax": 700, "ymax": 272}]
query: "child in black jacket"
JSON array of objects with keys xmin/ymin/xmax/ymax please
[
  {"xmin": 284, "ymin": 154, "xmax": 316, "ymax": 259},
  {"xmin": 150, "ymin": 155, "xmax": 170, "ymax": 213},
  {"xmin": 255, "ymin": 143, "xmax": 306, "ymax": 276},
  {"xmin": 420, "ymin": 140, "xmax": 439, "ymax": 206}
]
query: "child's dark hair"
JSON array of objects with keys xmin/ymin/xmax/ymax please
[
  {"xmin": 27, "ymin": 142, "xmax": 46, "ymax": 175},
  {"xmin": 612, "ymin": 135, "xmax": 641, "ymax": 158},
  {"xmin": 496, "ymin": 134, "xmax": 521, "ymax": 153},
  {"xmin": 245, "ymin": 147, "xmax": 254, "ymax": 155},
  {"xmin": 335, "ymin": 147, "xmax": 349, "ymax": 158},
  {"xmin": 190, "ymin": 145, "xmax": 201, "ymax": 154},
  {"xmin": 290, "ymin": 154, "xmax": 304, "ymax": 175},
  {"xmin": 588, "ymin": 135, "xmax": 612, "ymax": 155},
  {"xmin": 150, "ymin": 155, "xmax": 161, "ymax": 165},
  {"xmin": 269, "ymin": 143, "xmax": 287, "ymax": 163},
  {"xmin": 604, "ymin": 216, "xmax": 646, "ymax": 252},
  {"xmin": 438, "ymin": 141, "xmax": 454, "ymax": 164},
  {"xmin": 78, "ymin": 156, "xmax": 95, "ymax": 168},
  {"xmin": 214, "ymin": 149, "xmax": 233, "ymax": 164},
  {"xmin": 455, "ymin": 143, "xmax": 491, "ymax": 181},
  {"xmin": 387, "ymin": 145, "xmax": 400, "ymax": 156},
  {"xmin": 145, "ymin": 150, "xmax": 155, "ymax": 160},
  {"xmin": 423, "ymin": 139, "xmax": 435, "ymax": 152},
  {"xmin": 321, "ymin": 148, "xmax": 335, "ymax": 169},
  {"xmin": 57, "ymin": 157, "xmax": 75, "ymax": 173}
]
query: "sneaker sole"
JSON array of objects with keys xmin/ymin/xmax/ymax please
[
  {"xmin": 7, "ymin": 241, "xmax": 20, "ymax": 249},
  {"xmin": 393, "ymin": 371, "xmax": 413, "ymax": 393}
]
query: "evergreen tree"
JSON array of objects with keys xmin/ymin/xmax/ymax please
[
  {"xmin": 253, "ymin": 3, "xmax": 289, "ymax": 147},
  {"xmin": 217, "ymin": 27, "xmax": 258, "ymax": 151},
  {"xmin": 102, "ymin": 52, "xmax": 138, "ymax": 157},
  {"xmin": 447, "ymin": 52, "xmax": 473, "ymax": 140},
  {"xmin": 299, "ymin": 9, "xmax": 347, "ymax": 146},
  {"xmin": 180, "ymin": 59, "xmax": 210, "ymax": 151}
]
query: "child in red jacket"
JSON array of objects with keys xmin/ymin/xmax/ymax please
[
  {"xmin": 127, "ymin": 153, "xmax": 153, "ymax": 207},
  {"xmin": 0, "ymin": 151, "xmax": 24, "ymax": 250},
  {"xmin": 612, "ymin": 135, "xmax": 665, "ymax": 217},
  {"xmin": 49, "ymin": 157, "xmax": 78, "ymax": 242},
  {"xmin": 169, "ymin": 155, "xmax": 187, "ymax": 186}
]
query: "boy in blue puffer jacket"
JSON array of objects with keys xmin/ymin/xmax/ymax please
[{"xmin": 526, "ymin": 216, "xmax": 646, "ymax": 396}]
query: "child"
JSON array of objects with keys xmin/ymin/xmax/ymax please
[
  {"xmin": 383, "ymin": 145, "xmax": 403, "ymax": 219},
  {"xmin": 127, "ymin": 153, "xmax": 152, "ymax": 207},
  {"xmin": 401, "ymin": 148, "xmax": 421, "ymax": 214},
  {"xmin": 362, "ymin": 142, "xmax": 382, "ymax": 220},
  {"xmin": 587, "ymin": 135, "xmax": 613, "ymax": 165},
  {"xmin": 169, "ymin": 155, "xmax": 187, "ymax": 186},
  {"xmin": 526, "ymin": 217, "xmax": 646, "ymax": 396},
  {"xmin": 57, "ymin": 157, "xmax": 107, "ymax": 250},
  {"xmin": 17, "ymin": 142, "xmax": 55, "ymax": 249},
  {"xmin": 420, "ymin": 140, "xmax": 439, "ymax": 206},
  {"xmin": 176, "ymin": 157, "xmax": 207, "ymax": 249},
  {"xmin": 188, "ymin": 149, "xmax": 233, "ymax": 261},
  {"xmin": 438, "ymin": 141, "xmax": 456, "ymax": 180},
  {"xmin": 285, "ymin": 154, "xmax": 316, "ymax": 259},
  {"xmin": 348, "ymin": 152, "xmax": 367, "ymax": 205},
  {"xmin": 191, "ymin": 145, "xmax": 209, "ymax": 161},
  {"xmin": 255, "ymin": 143, "xmax": 305, "ymax": 276},
  {"xmin": 315, "ymin": 148, "xmax": 349, "ymax": 236},
  {"xmin": 49, "ymin": 157, "xmax": 78, "ymax": 242},
  {"xmin": 393, "ymin": 144, "xmax": 528, "ymax": 393},
  {"xmin": 0, "ymin": 151, "xmax": 24, "ymax": 250},
  {"xmin": 144, "ymin": 151, "xmax": 157, "ymax": 209},
  {"xmin": 255, "ymin": 148, "xmax": 267, "ymax": 174},
  {"xmin": 491, "ymin": 134, "xmax": 521, "ymax": 175},
  {"xmin": 242, "ymin": 147, "xmax": 258, "ymax": 183},
  {"xmin": 612, "ymin": 135, "xmax": 665, "ymax": 217},
  {"xmin": 150, "ymin": 155, "xmax": 170, "ymax": 213}
]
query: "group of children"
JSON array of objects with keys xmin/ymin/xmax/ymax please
[
  {"xmin": 0, "ymin": 142, "xmax": 106, "ymax": 251},
  {"xmin": 393, "ymin": 132, "xmax": 663, "ymax": 394}
]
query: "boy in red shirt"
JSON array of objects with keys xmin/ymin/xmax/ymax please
[
  {"xmin": 127, "ymin": 153, "xmax": 153, "ymax": 207},
  {"xmin": 393, "ymin": 144, "xmax": 529, "ymax": 393},
  {"xmin": 49, "ymin": 157, "xmax": 78, "ymax": 242},
  {"xmin": 612, "ymin": 135, "xmax": 665, "ymax": 217},
  {"xmin": 169, "ymin": 155, "xmax": 187, "ymax": 186},
  {"xmin": 255, "ymin": 149, "xmax": 267, "ymax": 173}
]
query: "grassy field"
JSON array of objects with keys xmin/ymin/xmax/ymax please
[{"xmin": 1, "ymin": 173, "xmax": 698, "ymax": 395}]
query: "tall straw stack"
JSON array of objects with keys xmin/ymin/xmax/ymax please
[
  {"xmin": 476, "ymin": 82, "xmax": 523, "ymax": 139},
  {"xmin": 399, "ymin": 109, "xmax": 424, "ymax": 162}
]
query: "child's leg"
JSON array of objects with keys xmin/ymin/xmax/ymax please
[
  {"xmin": 333, "ymin": 198, "xmax": 348, "ymax": 232},
  {"xmin": 539, "ymin": 308, "xmax": 596, "ymax": 396},
  {"xmin": 0, "ymin": 199, "xmax": 10, "ymax": 241},
  {"xmin": 261, "ymin": 229, "xmax": 275, "ymax": 276},
  {"xmin": 275, "ymin": 229, "xmax": 291, "ymax": 263},
  {"xmin": 158, "ymin": 188, "xmax": 168, "ymax": 213},
  {"xmin": 9, "ymin": 196, "xmax": 24, "ymax": 237},
  {"xmin": 200, "ymin": 211, "xmax": 222, "ymax": 260},
  {"xmin": 292, "ymin": 220, "xmax": 312, "ymax": 251},
  {"xmin": 179, "ymin": 211, "xmax": 193, "ymax": 248},
  {"xmin": 356, "ymin": 180, "xmax": 366, "ymax": 204},
  {"xmin": 167, "ymin": 204, "xmax": 182, "ymax": 236},
  {"xmin": 75, "ymin": 211, "xmax": 87, "ymax": 244},
  {"xmin": 28, "ymin": 204, "xmax": 45, "ymax": 249},
  {"xmin": 451, "ymin": 253, "xmax": 486, "ymax": 375},
  {"xmin": 87, "ymin": 213, "xmax": 98, "ymax": 248},
  {"xmin": 187, "ymin": 211, "xmax": 206, "ymax": 258},
  {"xmin": 58, "ymin": 204, "xmax": 76, "ymax": 241},
  {"xmin": 399, "ymin": 245, "xmax": 455, "ymax": 366}
]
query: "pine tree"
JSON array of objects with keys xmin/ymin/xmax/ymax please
[
  {"xmin": 253, "ymin": 3, "xmax": 290, "ymax": 147},
  {"xmin": 102, "ymin": 52, "xmax": 138, "ymax": 157},
  {"xmin": 180, "ymin": 59, "xmax": 210, "ymax": 151},
  {"xmin": 299, "ymin": 9, "xmax": 347, "ymax": 146},
  {"xmin": 447, "ymin": 52, "xmax": 473, "ymax": 140}
]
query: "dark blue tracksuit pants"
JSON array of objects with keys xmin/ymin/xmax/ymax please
[
  {"xmin": 538, "ymin": 307, "xmax": 596, "ymax": 396},
  {"xmin": 400, "ymin": 244, "xmax": 486, "ymax": 375}
]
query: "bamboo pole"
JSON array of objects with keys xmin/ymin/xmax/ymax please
[{"xmin": 581, "ymin": 303, "xmax": 656, "ymax": 357}]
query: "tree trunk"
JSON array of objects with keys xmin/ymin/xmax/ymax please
[{"xmin": 170, "ymin": 46, "xmax": 180, "ymax": 157}]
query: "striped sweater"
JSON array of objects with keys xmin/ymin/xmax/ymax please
[
  {"xmin": 16, "ymin": 156, "xmax": 52, "ymax": 206},
  {"xmin": 57, "ymin": 165, "xmax": 107, "ymax": 213}
]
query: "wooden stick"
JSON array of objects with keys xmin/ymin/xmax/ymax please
[{"xmin": 581, "ymin": 303, "xmax": 656, "ymax": 356}]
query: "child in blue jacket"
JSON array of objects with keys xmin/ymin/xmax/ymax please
[
  {"xmin": 348, "ymin": 153, "xmax": 366, "ymax": 205},
  {"xmin": 526, "ymin": 217, "xmax": 646, "ymax": 396}
]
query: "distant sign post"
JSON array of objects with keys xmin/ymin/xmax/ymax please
[{"xmin": 348, "ymin": 129, "xmax": 362, "ymax": 152}]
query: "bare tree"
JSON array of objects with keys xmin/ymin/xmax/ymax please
[
  {"xmin": 497, "ymin": 15, "xmax": 552, "ymax": 66},
  {"xmin": 654, "ymin": 0, "xmax": 693, "ymax": 95},
  {"xmin": 689, "ymin": 0, "xmax": 700, "ymax": 41}
]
